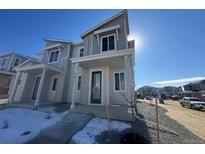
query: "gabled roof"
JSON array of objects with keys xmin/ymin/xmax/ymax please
[
  {"xmin": 81, "ymin": 9, "xmax": 129, "ymax": 38},
  {"xmin": 15, "ymin": 58, "xmax": 41, "ymax": 69},
  {"xmin": 44, "ymin": 38, "xmax": 72, "ymax": 43},
  {"xmin": 0, "ymin": 52, "xmax": 31, "ymax": 59}
]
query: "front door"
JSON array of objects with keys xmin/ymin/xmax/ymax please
[
  {"xmin": 91, "ymin": 71, "xmax": 102, "ymax": 104},
  {"xmin": 32, "ymin": 77, "xmax": 41, "ymax": 100}
]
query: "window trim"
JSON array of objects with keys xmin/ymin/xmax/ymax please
[
  {"xmin": 48, "ymin": 49, "xmax": 60, "ymax": 64},
  {"xmin": 113, "ymin": 72, "xmax": 126, "ymax": 92},
  {"xmin": 51, "ymin": 77, "xmax": 58, "ymax": 92},
  {"xmin": 79, "ymin": 47, "xmax": 84, "ymax": 57},
  {"xmin": 13, "ymin": 57, "xmax": 21, "ymax": 67},
  {"xmin": 100, "ymin": 34, "xmax": 116, "ymax": 52}
]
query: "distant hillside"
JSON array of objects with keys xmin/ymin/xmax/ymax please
[{"xmin": 137, "ymin": 86, "xmax": 182, "ymax": 98}]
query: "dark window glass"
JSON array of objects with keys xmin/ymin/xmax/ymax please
[
  {"xmin": 49, "ymin": 52, "xmax": 54, "ymax": 62},
  {"xmin": 109, "ymin": 35, "xmax": 115, "ymax": 50},
  {"xmin": 102, "ymin": 37, "xmax": 108, "ymax": 51},
  {"xmin": 1, "ymin": 58, "xmax": 6, "ymax": 66},
  {"xmin": 54, "ymin": 51, "xmax": 59, "ymax": 62},
  {"xmin": 49, "ymin": 51, "xmax": 59, "ymax": 63},
  {"xmin": 115, "ymin": 73, "xmax": 125, "ymax": 91},
  {"xmin": 52, "ymin": 78, "xmax": 57, "ymax": 91},
  {"xmin": 115, "ymin": 73, "xmax": 120, "ymax": 90},
  {"xmin": 79, "ymin": 48, "xmax": 84, "ymax": 57},
  {"xmin": 120, "ymin": 73, "xmax": 125, "ymax": 90},
  {"xmin": 77, "ymin": 76, "xmax": 81, "ymax": 90},
  {"xmin": 13, "ymin": 58, "xmax": 20, "ymax": 67}
]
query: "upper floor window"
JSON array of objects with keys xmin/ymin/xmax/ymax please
[
  {"xmin": 13, "ymin": 57, "xmax": 21, "ymax": 67},
  {"xmin": 1, "ymin": 58, "xmax": 8, "ymax": 67},
  {"xmin": 79, "ymin": 48, "xmax": 84, "ymax": 57},
  {"xmin": 49, "ymin": 50, "xmax": 60, "ymax": 63},
  {"xmin": 101, "ymin": 34, "xmax": 115, "ymax": 52},
  {"xmin": 114, "ymin": 72, "xmax": 125, "ymax": 91}
]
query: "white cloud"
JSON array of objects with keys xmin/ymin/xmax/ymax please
[{"xmin": 151, "ymin": 77, "xmax": 205, "ymax": 87}]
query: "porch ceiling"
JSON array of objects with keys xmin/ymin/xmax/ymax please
[{"xmin": 78, "ymin": 56, "xmax": 125, "ymax": 68}]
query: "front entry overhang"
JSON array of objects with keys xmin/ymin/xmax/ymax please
[
  {"xmin": 16, "ymin": 64, "xmax": 62, "ymax": 74},
  {"xmin": 71, "ymin": 48, "xmax": 134, "ymax": 68}
]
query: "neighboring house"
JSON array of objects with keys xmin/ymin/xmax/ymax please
[
  {"xmin": 9, "ymin": 10, "xmax": 135, "ymax": 108},
  {"xmin": 0, "ymin": 52, "xmax": 30, "ymax": 99}
]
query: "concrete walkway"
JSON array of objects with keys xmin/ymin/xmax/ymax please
[
  {"xmin": 27, "ymin": 112, "xmax": 94, "ymax": 144},
  {"xmin": 71, "ymin": 104, "xmax": 132, "ymax": 122}
]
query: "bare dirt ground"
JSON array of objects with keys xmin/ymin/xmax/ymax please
[
  {"xmin": 158, "ymin": 100, "xmax": 205, "ymax": 140},
  {"xmin": 137, "ymin": 99, "xmax": 205, "ymax": 143}
]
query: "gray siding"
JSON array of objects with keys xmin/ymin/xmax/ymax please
[
  {"xmin": 41, "ymin": 41, "xmax": 70, "ymax": 69},
  {"xmin": 83, "ymin": 14, "xmax": 127, "ymax": 55}
]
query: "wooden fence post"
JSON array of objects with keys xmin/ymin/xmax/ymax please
[{"xmin": 155, "ymin": 98, "xmax": 160, "ymax": 143}]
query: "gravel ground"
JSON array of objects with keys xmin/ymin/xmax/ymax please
[{"xmin": 135, "ymin": 101, "xmax": 205, "ymax": 144}]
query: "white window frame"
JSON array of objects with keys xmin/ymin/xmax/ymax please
[
  {"xmin": 51, "ymin": 77, "xmax": 58, "ymax": 92},
  {"xmin": 113, "ymin": 72, "xmax": 126, "ymax": 92},
  {"xmin": 79, "ymin": 47, "xmax": 84, "ymax": 57},
  {"xmin": 48, "ymin": 49, "xmax": 60, "ymax": 64},
  {"xmin": 100, "ymin": 34, "xmax": 116, "ymax": 52},
  {"xmin": 13, "ymin": 57, "xmax": 21, "ymax": 67}
]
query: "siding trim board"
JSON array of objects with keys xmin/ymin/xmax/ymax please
[
  {"xmin": 94, "ymin": 25, "xmax": 120, "ymax": 35},
  {"xmin": 71, "ymin": 48, "xmax": 133, "ymax": 64}
]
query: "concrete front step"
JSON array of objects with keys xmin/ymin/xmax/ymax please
[{"xmin": 27, "ymin": 112, "xmax": 94, "ymax": 144}]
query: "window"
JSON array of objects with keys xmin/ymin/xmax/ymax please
[
  {"xmin": 114, "ymin": 72, "xmax": 125, "ymax": 91},
  {"xmin": 1, "ymin": 58, "xmax": 7, "ymax": 67},
  {"xmin": 102, "ymin": 35, "xmax": 115, "ymax": 52},
  {"xmin": 51, "ymin": 78, "xmax": 58, "ymax": 91},
  {"xmin": 77, "ymin": 76, "xmax": 81, "ymax": 91},
  {"xmin": 13, "ymin": 57, "xmax": 21, "ymax": 67},
  {"xmin": 79, "ymin": 48, "xmax": 84, "ymax": 57},
  {"xmin": 49, "ymin": 50, "xmax": 59, "ymax": 63}
]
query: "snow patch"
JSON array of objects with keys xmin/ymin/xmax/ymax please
[
  {"xmin": 0, "ymin": 107, "xmax": 66, "ymax": 143},
  {"xmin": 71, "ymin": 117, "xmax": 131, "ymax": 144}
]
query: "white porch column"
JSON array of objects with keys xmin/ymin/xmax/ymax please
[
  {"xmin": 34, "ymin": 68, "xmax": 46, "ymax": 109},
  {"xmin": 124, "ymin": 56, "xmax": 132, "ymax": 102},
  {"xmin": 71, "ymin": 63, "xmax": 79, "ymax": 109},
  {"xmin": 8, "ymin": 71, "xmax": 22, "ymax": 104},
  {"xmin": 106, "ymin": 66, "xmax": 110, "ymax": 106}
]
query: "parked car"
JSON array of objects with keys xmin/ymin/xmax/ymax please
[
  {"xmin": 159, "ymin": 98, "xmax": 165, "ymax": 104},
  {"xmin": 171, "ymin": 95, "xmax": 180, "ymax": 101},
  {"xmin": 145, "ymin": 96, "xmax": 154, "ymax": 100},
  {"xmin": 180, "ymin": 97, "xmax": 205, "ymax": 110}
]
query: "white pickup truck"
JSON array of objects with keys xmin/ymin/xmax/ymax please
[{"xmin": 180, "ymin": 97, "xmax": 205, "ymax": 110}]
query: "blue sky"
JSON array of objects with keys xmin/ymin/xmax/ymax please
[{"xmin": 0, "ymin": 9, "xmax": 205, "ymax": 88}]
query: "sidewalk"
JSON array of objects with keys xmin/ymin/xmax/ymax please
[{"xmin": 27, "ymin": 112, "xmax": 94, "ymax": 144}]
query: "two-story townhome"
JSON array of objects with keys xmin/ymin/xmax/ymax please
[
  {"xmin": 0, "ymin": 52, "xmax": 30, "ymax": 99},
  {"xmin": 8, "ymin": 10, "xmax": 135, "ymax": 109}
]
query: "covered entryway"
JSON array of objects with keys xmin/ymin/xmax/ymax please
[
  {"xmin": 9, "ymin": 64, "xmax": 61, "ymax": 108},
  {"xmin": 71, "ymin": 49, "xmax": 135, "ymax": 108}
]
